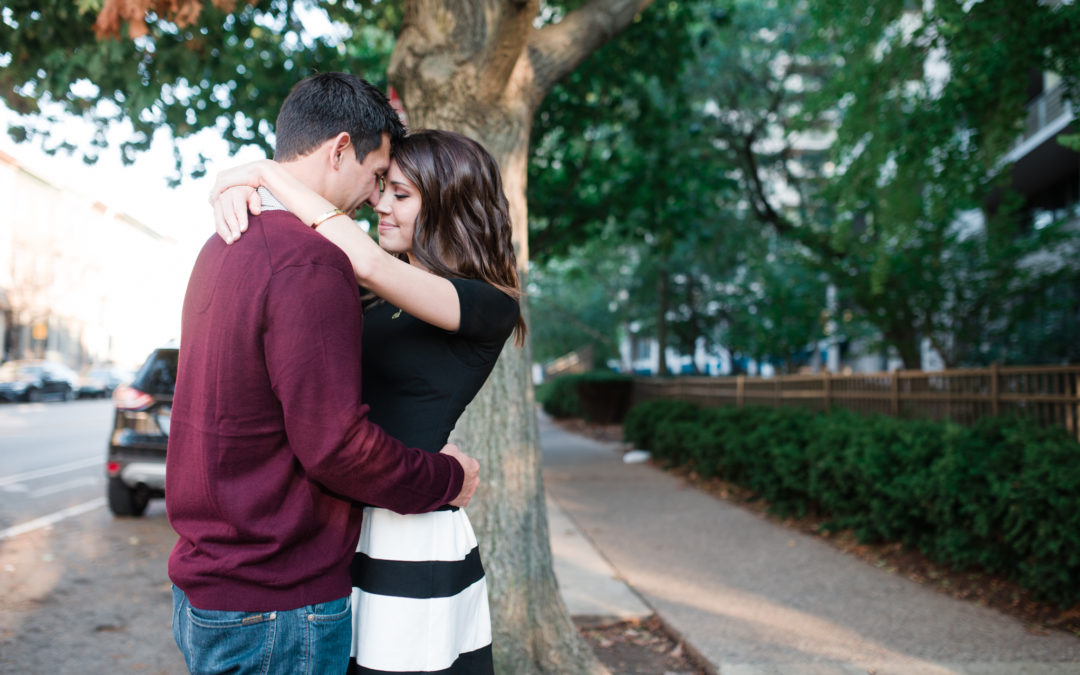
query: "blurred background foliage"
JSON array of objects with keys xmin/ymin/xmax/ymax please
[{"xmin": 527, "ymin": 0, "xmax": 1080, "ymax": 372}]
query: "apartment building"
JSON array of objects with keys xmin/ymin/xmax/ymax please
[{"xmin": 1007, "ymin": 72, "xmax": 1078, "ymax": 229}]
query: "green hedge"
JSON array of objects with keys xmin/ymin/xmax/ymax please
[
  {"xmin": 536, "ymin": 371, "xmax": 633, "ymax": 422},
  {"xmin": 622, "ymin": 400, "xmax": 1080, "ymax": 607}
]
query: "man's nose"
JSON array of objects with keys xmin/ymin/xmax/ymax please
[{"xmin": 372, "ymin": 190, "xmax": 390, "ymax": 214}]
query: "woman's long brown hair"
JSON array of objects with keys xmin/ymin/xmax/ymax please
[{"xmin": 391, "ymin": 129, "xmax": 527, "ymax": 346}]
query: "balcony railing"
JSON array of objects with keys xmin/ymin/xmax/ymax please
[{"xmin": 1016, "ymin": 82, "xmax": 1073, "ymax": 148}]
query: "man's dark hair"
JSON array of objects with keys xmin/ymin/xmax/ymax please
[{"xmin": 273, "ymin": 73, "xmax": 406, "ymax": 162}]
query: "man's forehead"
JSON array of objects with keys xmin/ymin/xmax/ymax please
[{"xmin": 364, "ymin": 134, "xmax": 391, "ymax": 170}]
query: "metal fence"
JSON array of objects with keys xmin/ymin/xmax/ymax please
[{"xmin": 632, "ymin": 364, "xmax": 1080, "ymax": 437}]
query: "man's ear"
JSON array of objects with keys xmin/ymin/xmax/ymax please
[{"xmin": 329, "ymin": 132, "xmax": 353, "ymax": 169}]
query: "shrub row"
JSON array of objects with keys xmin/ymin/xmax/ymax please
[
  {"xmin": 536, "ymin": 371, "xmax": 633, "ymax": 423},
  {"xmin": 622, "ymin": 400, "xmax": 1080, "ymax": 607}
]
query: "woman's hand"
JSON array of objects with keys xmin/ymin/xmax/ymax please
[
  {"xmin": 209, "ymin": 159, "xmax": 274, "ymax": 200},
  {"xmin": 208, "ymin": 160, "xmax": 275, "ymax": 244},
  {"xmin": 212, "ymin": 186, "xmax": 260, "ymax": 244}
]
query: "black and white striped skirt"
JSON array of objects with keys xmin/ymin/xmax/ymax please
[{"xmin": 348, "ymin": 506, "xmax": 493, "ymax": 674}]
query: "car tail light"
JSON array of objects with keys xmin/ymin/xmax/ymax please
[
  {"xmin": 113, "ymin": 385, "xmax": 154, "ymax": 411},
  {"xmin": 106, "ymin": 461, "xmax": 122, "ymax": 476}
]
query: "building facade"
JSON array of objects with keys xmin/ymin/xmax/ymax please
[{"xmin": 0, "ymin": 149, "xmax": 187, "ymax": 370}]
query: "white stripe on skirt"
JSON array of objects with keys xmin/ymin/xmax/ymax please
[
  {"xmin": 350, "ymin": 506, "xmax": 492, "ymax": 672},
  {"xmin": 357, "ymin": 507, "xmax": 477, "ymax": 561},
  {"xmin": 350, "ymin": 578, "xmax": 492, "ymax": 671}
]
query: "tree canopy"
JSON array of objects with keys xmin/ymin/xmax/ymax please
[
  {"xmin": 527, "ymin": 0, "xmax": 1080, "ymax": 370},
  {"xmin": 7, "ymin": 0, "xmax": 1080, "ymax": 374},
  {"xmin": 0, "ymin": 0, "xmax": 402, "ymax": 179}
]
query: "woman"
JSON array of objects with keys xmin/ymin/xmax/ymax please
[{"xmin": 211, "ymin": 130, "xmax": 525, "ymax": 675}]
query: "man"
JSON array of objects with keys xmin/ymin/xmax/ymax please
[{"xmin": 166, "ymin": 73, "xmax": 479, "ymax": 674}]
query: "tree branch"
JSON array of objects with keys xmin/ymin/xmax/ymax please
[
  {"xmin": 538, "ymin": 302, "xmax": 618, "ymax": 348},
  {"xmin": 475, "ymin": 0, "xmax": 540, "ymax": 102},
  {"xmin": 734, "ymin": 126, "xmax": 849, "ymax": 268},
  {"xmin": 528, "ymin": 0, "xmax": 656, "ymax": 103},
  {"xmin": 392, "ymin": 0, "xmax": 535, "ymax": 107}
]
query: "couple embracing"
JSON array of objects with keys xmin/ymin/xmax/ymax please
[{"xmin": 166, "ymin": 72, "xmax": 524, "ymax": 674}]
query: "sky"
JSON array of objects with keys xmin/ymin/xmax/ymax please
[{"xmin": 0, "ymin": 103, "xmax": 269, "ymax": 260}]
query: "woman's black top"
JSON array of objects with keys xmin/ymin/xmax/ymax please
[{"xmin": 360, "ymin": 278, "xmax": 520, "ymax": 452}]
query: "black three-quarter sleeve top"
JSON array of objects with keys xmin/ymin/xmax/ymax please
[{"xmin": 360, "ymin": 277, "xmax": 521, "ymax": 452}]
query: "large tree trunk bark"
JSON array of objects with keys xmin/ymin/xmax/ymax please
[
  {"xmin": 453, "ymin": 307, "xmax": 602, "ymax": 674},
  {"xmin": 400, "ymin": 107, "xmax": 598, "ymax": 673},
  {"xmin": 387, "ymin": 1, "xmax": 654, "ymax": 671}
]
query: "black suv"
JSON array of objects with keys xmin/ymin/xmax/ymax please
[{"xmin": 106, "ymin": 345, "xmax": 177, "ymax": 517}]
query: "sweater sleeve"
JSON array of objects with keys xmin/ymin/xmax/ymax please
[{"xmin": 263, "ymin": 262, "xmax": 463, "ymax": 513}]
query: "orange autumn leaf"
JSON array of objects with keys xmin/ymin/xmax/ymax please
[{"xmin": 94, "ymin": 0, "xmax": 254, "ymax": 40}]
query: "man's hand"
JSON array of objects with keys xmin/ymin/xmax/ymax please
[{"xmin": 440, "ymin": 444, "xmax": 480, "ymax": 507}]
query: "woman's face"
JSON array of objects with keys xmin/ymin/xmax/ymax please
[{"xmin": 373, "ymin": 160, "xmax": 420, "ymax": 260}]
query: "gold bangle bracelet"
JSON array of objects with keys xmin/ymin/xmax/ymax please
[{"xmin": 311, "ymin": 208, "xmax": 345, "ymax": 230}]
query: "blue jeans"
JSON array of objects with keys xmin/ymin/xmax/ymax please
[{"xmin": 172, "ymin": 586, "xmax": 351, "ymax": 675}]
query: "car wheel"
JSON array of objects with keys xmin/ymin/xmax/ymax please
[
  {"xmin": 107, "ymin": 476, "xmax": 149, "ymax": 517},
  {"xmin": 26, "ymin": 388, "xmax": 42, "ymax": 403},
  {"xmin": 63, "ymin": 386, "xmax": 76, "ymax": 402}
]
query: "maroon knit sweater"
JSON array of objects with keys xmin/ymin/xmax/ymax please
[{"xmin": 166, "ymin": 210, "xmax": 463, "ymax": 611}]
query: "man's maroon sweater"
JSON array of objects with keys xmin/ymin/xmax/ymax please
[{"xmin": 166, "ymin": 210, "xmax": 463, "ymax": 612}]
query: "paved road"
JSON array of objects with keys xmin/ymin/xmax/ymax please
[
  {"xmin": 0, "ymin": 399, "xmax": 114, "ymax": 538},
  {"xmin": 0, "ymin": 499, "xmax": 182, "ymax": 674},
  {"xmin": 0, "ymin": 398, "xmax": 182, "ymax": 674}
]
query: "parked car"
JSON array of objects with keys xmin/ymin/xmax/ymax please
[
  {"xmin": 0, "ymin": 360, "xmax": 79, "ymax": 402},
  {"xmin": 106, "ymin": 345, "xmax": 177, "ymax": 517},
  {"xmin": 78, "ymin": 364, "xmax": 132, "ymax": 398}
]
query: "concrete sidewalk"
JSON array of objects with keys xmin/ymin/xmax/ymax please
[{"xmin": 541, "ymin": 413, "xmax": 1080, "ymax": 675}]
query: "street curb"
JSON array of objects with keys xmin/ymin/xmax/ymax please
[
  {"xmin": 547, "ymin": 491, "xmax": 652, "ymax": 623},
  {"xmin": 548, "ymin": 488, "xmax": 717, "ymax": 674},
  {"xmin": 652, "ymin": 612, "xmax": 720, "ymax": 675}
]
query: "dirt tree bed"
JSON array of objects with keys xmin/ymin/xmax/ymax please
[{"xmin": 578, "ymin": 615, "xmax": 709, "ymax": 674}]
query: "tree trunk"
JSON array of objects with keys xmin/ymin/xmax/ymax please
[
  {"xmin": 387, "ymin": 2, "xmax": 655, "ymax": 671},
  {"xmin": 885, "ymin": 328, "xmax": 922, "ymax": 370},
  {"xmin": 452, "ymin": 306, "xmax": 603, "ymax": 674},
  {"xmin": 407, "ymin": 110, "xmax": 598, "ymax": 673}
]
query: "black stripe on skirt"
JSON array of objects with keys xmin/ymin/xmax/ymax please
[
  {"xmin": 349, "ymin": 546, "xmax": 485, "ymax": 599},
  {"xmin": 348, "ymin": 644, "xmax": 494, "ymax": 675}
]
